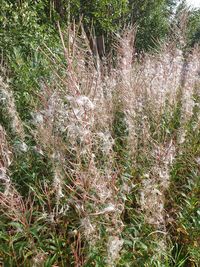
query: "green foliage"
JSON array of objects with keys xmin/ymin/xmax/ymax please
[
  {"xmin": 78, "ymin": 0, "xmax": 128, "ymax": 34},
  {"xmin": 128, "ymin": 0, "xmax": 173, "ymax": 51},
  {"xmin": 0, "ymin": 0, "xmax": 182, "ymax": 55},
  {"xmin": 187, "ymin": 9, "xmax": 200, "ymax": 46},
  {"xmin": 0, "ymin": 1, "xmax": 61, "ymax": 121},
  {"xmin": 0, "ymin": 1, "xmax": 54, "ymax": 54}
]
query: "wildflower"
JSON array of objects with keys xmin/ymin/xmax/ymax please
[
  {"xmin": 196, "ymin": 157, "xmax": 200, "ymax": 165},
  {"xmin": 53, "ymin": 168, "xmax": 64, "ymax": 201},
  {"xmin": 81, "ymin": 217, "xmax": 95, "ymax": 239},
  {"xmin": 32, "ymin": 251, "xmax": 46, "ymax": 266},
  {"xmin": 97, "ymin": 131, "xmax": 114, "ymax": 154},
  {"xmin": 15, "ymin": 141, "xmax": 28, "ymax": 153},
  {"xmin": 103, "ymin": 204, "xmax": 116, "ymax": 213},
  {"xmin": 31, "ymin": 112, "xmax": 44, "ymax": 124},
  {"xmin": 107, "ymin": 236, "xmax": 124, "ymax": 266},
  {"xmin": 67, "ymin": 95, "xmax": 94, "ymax": 111}
]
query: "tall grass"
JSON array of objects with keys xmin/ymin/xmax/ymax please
[{"xmin": 0, "ymin": 27, "xmax": 200, "ymax": 266}]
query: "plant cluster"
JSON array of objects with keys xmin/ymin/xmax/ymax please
[{"xmin": 0, "ymin": 25, "xmax": 200, "ymax": 266}]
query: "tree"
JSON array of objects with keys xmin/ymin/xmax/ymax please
[
  {"xmin": 78, "ymin": 0, "xmax": 128, "ymax": 35},
  {"xmin": 128, "ymin": 0, "xmax": 178, "ymax": 51},
  {"xmin": 187, "ymin": 9, "xmax": 200, "ymax": 46}
]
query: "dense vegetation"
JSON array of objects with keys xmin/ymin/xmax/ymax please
[{"xmin": 0, "ymin": 0, "xmax": 200, "ymax": 266}]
